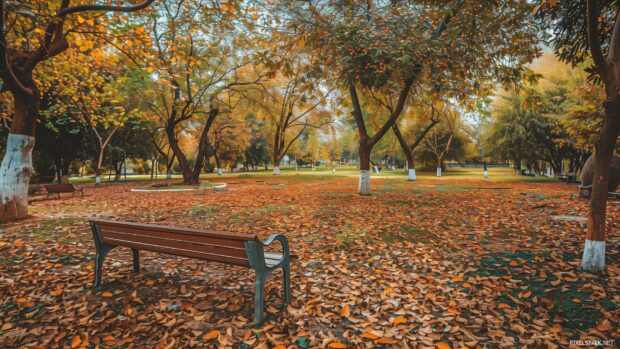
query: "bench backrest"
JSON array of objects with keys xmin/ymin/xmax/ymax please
[
  {"xmin": 89, "ymin": 219, "xmax": 257, "ymax": 267},
  {"xmin": 45, "ymin": 183, "xmax": 75, "ymax": 193}
]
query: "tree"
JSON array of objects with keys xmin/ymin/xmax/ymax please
[
  {"xmin": 243, "ymin": 114, "xmax": 270, "ymax": 171},
  {"xmin": 0, "ymin": 0, "xmax": 154, "ymax": 222},
  {"xmin": 417, "ymin": 108, "xmax": 467, "ymax": 174},
  {"xmin": 279, "ymin": 0, "xmax": 541, "ymax": 194},
  {"xmin": 539, "ymin": 0, "xmax": 620, "ymax": 271},
  {"xmin": 392, "ymin": 101, "xmax": 440, "ymax": 180},
  {"xmin": 253, "ymin": 65, "xmax": 332, "ymax": 175},
  {"xmin": 54, "ymin": 48, "xmax": 141, "ymax": 183},
  {"xmin": 488, "ymin": 89, "xmax": 551, "ymax": 174},
  {"xmin": 143, "ymin": 0, "xmax": 263, "ymax": 184}
]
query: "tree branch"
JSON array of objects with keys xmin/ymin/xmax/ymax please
[
  {"xmin": 586, "ymin": 0, "xmax": 607, "ymax": 69},
  {"xmin": 57, "ymin": 0, "xmax": 157, "ymax": 17}
]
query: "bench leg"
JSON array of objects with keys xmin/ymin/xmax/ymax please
[
  {"xmin": 132, "ymin": 249, "xmax": 140, "ymax": 273},
  {"xmin": 283, "ymin": 265, "xmax": 291, "ymax": 304},
  {"xmin": 92, "ymin": 245, "xmax": 114, "ymax": 289},
  {"xmin": 254, "ymin": 273, "xmax": 267, "ymax": 324}
]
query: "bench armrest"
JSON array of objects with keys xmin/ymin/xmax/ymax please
[
  {"xmin": 262, "ymin": 234, "xmax": 290, "ymax": 263},
  {"xmin": 245, "ymin": 234, "xmax": 290, "ymax": 271}
]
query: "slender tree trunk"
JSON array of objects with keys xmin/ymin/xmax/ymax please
[
  {"xmin": 166, "ymin": 153, "xmax": 175, "ymax": 179},
  {"xmin": 391, "ymin": 125, "xmax": 414, "ymax": 174},
  {"xmin": 358, "ymin": 139, "xmax": 371, "ymax": 195},
  {"xmin": 0, "ymin": 90, "xmax": 39, "ymax": 222},
  {"xmin": 582, "ymin": 101, "xmax": 620, "ymax": 271}
]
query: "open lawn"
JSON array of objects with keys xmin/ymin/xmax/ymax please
[
  {"xmin": 69, "ymin": 166, "xmax": 557, "ymax": 183},
  {"xmin": 1, "ymin": 174, "xmax": 618, "ymax": 348}
]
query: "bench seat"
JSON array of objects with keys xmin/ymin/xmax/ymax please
[
  {"xmin": 45, "ymin": 183, "xmax": 84, "ymax": 198},
  {"xmin": 89, "ymin": 219, "xmax": 291, "ymax": 323}
]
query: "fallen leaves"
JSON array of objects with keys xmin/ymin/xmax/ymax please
[
  {"xmin": 202, "ymin": 330, "xmax": 219, "ymax": 340},
  {"xmin": 0, "ymin": 177, "xmax": 618, "ymax": 348}
]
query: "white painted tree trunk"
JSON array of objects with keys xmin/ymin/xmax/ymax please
[
  {"xmin": 436, "ymin": 168, "xmax": 442, "ymax": 177},
  {"xmin": 581, "ymin": 239, "xmax": 605, "ymax": 272},
  {"xmin": 358, "ymin": 170, "xmax": 371, "ymax": 195},
  {"xmin": 0, "ymin": 134, "xmax": 35, "ymax": 221},
  {"xmin": 217, "ymin": 168, "xmax": 222, "ymax": 176},
  {"xmin": 273, "ymin": 166, "xmax": 280, "ymax": 175},
  {"xmin": 332, "ymin": 168, "xmax": 336, "ymax": 173},
  {"xmin": 483, "ymin": 170, "xmax": 489, "ymax": 179},
  {"xmin": 95, "ymin": 176, "xmax": 101, "ymax": 184},
  {"xmin": 166, "ymin": 172, "xmax": 172, "ymax": 179},
  {"xmin": 408, "ymin": 169, "xmax": 416, "ymax": 181},
  {"xmin": 373, "ymin": 165, "xmax": 379, "ymax": 173}
]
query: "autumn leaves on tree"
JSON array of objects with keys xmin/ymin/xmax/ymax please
[{"xmin": 0, "ymin": 0, "xmax": 155, "ymax": 221}]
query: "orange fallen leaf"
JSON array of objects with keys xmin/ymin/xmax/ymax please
[
  {"xmin": 377, "ymin": 337, "xmax": 394, "ymax": 344},
  {"xmin": 340, "ymin": 304, "xmax": 350, "ymax": 317},
  {"xmin": 447, "ymin": 307, "xmax": 461, "ymax": 315},
  {"xmin": 273, "ymin": 345, "xmax": 286, "ymax": 349},
  {"xmin": 384, "ymin": 288, "xmax": 393, "ymax": 294},
  {"xmin": 70, "ymin": 335, "xmax": 81, "ymax": 348},
  {"xmin": 509, "ymin": 261, "xmax": 518, "ymax": 266},
  {"xmin": 498, "ymin": 303, "xmax": 511, "ymax": 309},
  {"xmin": 596, "ymin": 323, "xmax": 612, "ymax": 331},
  {"xmin": 328, "ymin": 343, "xmax": 346, "ymax": 348},
  {"xmin": 50, "ymin": 289, "xmax": 63, "ymax": 297},
  {"xmin": 522, "ymin": 290, "xmax": 531, "ymax": 299},
  {"xmin": 550, "ymin": 324, "xmax": 562, "ymax": 333},
  {"xmin": 393, "ymin": 316, "xmax": 407, "ymax": 325},
  {"xmin": 360, "ymin": 333, "xmax": 379, "ymax": 340},
  {"xmin": 14, "ymin": 240, "xmax": 24, "ymax": 247},
  {"xmin": 435, "ymin": 341, "xmax": 451, "ymax": 349},
  {"xmin": 16, "ymin": 298, "xmax": 27, "ymax": 303},
  {"xmin": 203, "ymin": 330, "xmax": 219, "ymax": 340},
  {"xmin": 101, "ymin": 292, "xmax": 113, "ymax": 297}
]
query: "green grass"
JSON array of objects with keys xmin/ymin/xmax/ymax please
[{"xmin": 68, "ymin": 166, "xmax": 563, "ymax": 184}]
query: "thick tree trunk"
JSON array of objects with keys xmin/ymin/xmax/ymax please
[
  {"xmin": 358, "ymin": 140, "xmax": 371, "ymax": 195},
  {"xmin": 166, "ymin": 126, "xmax": 198, "ymax": 185},
  {"xmin": 0, "ymin": 134, "xmax": 35, "ymax": 221},
  {"xmin": 582, "ymin": 101, "xmax": 620, "ymax": 271},
  {"xmin": 0, "ymin": 91, "xmax": 39, "ymax": 222}
]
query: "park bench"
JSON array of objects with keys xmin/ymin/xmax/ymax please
[
  {"xmin": 89, "ymin": 219, "xmax": 291, "ymax": 323},
  {"xmin": 44, "ymin": 183, "xmax": 84, "ymax": 198},
  {"xmin": 579, "ymin": 185, "xmax": 620, "ymax": 200}
]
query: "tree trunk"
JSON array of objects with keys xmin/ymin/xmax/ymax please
[
  {"xmin": 358, "ymin": 139, "xmax": 371, "ymax": 195},
  {"xmin": 582, "ymin": 101, "xmax": 620, "ymax": 271},
  {"xmin": 166, "ymin": 125, "xmax": 197, "ymax": 185},
  {"xmin": 393, "ymin": 126, "xmax": 415, "ymax": 180},
  {"xmin": 273, "ymin": 155, "xmax": 281, "ymax": 175},
  {"xmin": 0, "ymin": 91, "xmax": 39, "ymax": 222}
]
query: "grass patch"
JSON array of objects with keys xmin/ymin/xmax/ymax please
[
  {"xmin": 227, "ymin": 204, "xmax": 297, "ymax": 225},
  {"xmin": 25, "ymin": 218, "xmax": 84, "ymax": 243},
  {"xmin": 335, "ymin": 224, "xmax": 367, "ymax": 250},
  {"xmin": 380, "ymin": 225, "xmax": 436, "ymax": 244}
]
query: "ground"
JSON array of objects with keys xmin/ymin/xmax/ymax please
[{"xmin": 0, "ymin": 168, "xmax": 618, "ymax": 348}]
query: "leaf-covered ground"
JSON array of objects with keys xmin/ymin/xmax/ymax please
[{"xmin": 0, "ymin": 176, "xmax": 618, "ymax": 348}]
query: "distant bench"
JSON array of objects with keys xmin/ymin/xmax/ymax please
[
  {"xmin": 579, "ymin": 185, "xmax": 620, "ymax": 200},
  {"xmin": 44, "ymin": 183, "xmax": 84, "ymax": 198},
  {"xmin": 89, "ymin": 219, "xmax": 291, "ymax": 323}
]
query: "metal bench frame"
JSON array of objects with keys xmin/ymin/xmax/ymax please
[{"xmin": 89, "ymin": 220, "xmax": 291, "ymax": 323}]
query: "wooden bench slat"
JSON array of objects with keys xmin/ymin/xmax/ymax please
[
  {"xmin": 102, "ymin": 237, "xmax": 252, "ymax": 267},
  {"xmin": 98, "ymin": 225, "xmax": 248, "ymax": 249},
  {"xmin": 101, "ymin": 230, "xmax": 249, "ymax": 259},
  {"xmin": 91, "ymin": 219, "xmax": 255, "ymax": 241}
]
